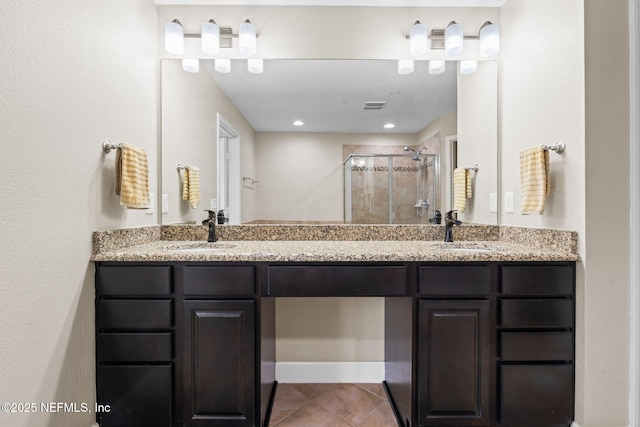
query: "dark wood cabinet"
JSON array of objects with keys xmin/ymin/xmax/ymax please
[
  {"xmin": 498, "ymin": 264, "xmax": 575, "ymax": 427},
  {"xmin": 95, "ymin": 265, "xmax": 174, "ymax": 427},
  {"xmin": 95, "ymin": 260, "xmax": 574, "ymax": 427},
  {"xmin": 418, "ymin": 300, "xmax": 491, "ymax": 426},
  {"xmin": 182, "ymin": 300, "xmax": 256, "ymax": 427}
]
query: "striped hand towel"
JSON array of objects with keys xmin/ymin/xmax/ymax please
[
  {"xmin": 181, "ymin": 166, "xmax": 201, "ymax": 209},
  {"xmin": 115, "ymin": 143, "xmax": 149, "ymax": 209},
  {"xmin": 453, "ymin": 168, "xmax": 469, "ymax": 212},
  {"xmin": 520, "ymin": 146, "xmax": 550, "ymax": 215}
]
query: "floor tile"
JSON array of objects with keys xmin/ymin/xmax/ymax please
[
  {"xmin": 290, "ymin": 383, "xmax": 337, "ymax": 399},
  {"xmin": 356, "ymin": 403, "xmax": 398, "ymax": 427},
  {"xmin": 270, "ymin": 384, "xmax": 310, "ymax": 425},
  {"xmin": 314, "ymin": 383, "xmax": 385, "ymax": 426},
  {"xmin": 273, "ymin": 401, "xmax": 352, "ymax": 427},
  {"xmin": 355, "ymin": 383, "xmax": 386, "ymax": 399}
]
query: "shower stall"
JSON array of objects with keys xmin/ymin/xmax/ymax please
[{"xmin": 344, "ymin": 153, "xmax": 440, "ymax": 224}]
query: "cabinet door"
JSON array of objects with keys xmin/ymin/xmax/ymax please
[
  {"xmin": 183, "ymin": 300, "xmax": 256, "ymax": 427},
  {"xmin": 97, "ymin": 365, "xmax": 172, "ymax": 427},
  {"xmin": 418, "ymin": 300, "xmax": 490, "ymax": 426}
]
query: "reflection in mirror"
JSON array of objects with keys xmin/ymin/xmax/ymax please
[{"xmin": 161, "ymin": 59, "xmax": 497, "ymax": 225}]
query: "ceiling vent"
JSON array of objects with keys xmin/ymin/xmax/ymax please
[{"xmin": 363, "ymin": 101, "xmax": 386, "ymax": 110}]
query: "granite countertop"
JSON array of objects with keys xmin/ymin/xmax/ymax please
[{"xmin": 91, "ymin": 239, "xmax": 579, "ymax": 263}]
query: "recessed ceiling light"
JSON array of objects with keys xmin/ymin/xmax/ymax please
[
  {"xmin": 293, "ymin": 120, "xmax": 304, "ymax": 126},
  {"xmin": 384, "ymin": 123, "xmax": 396, "ymax": 129}
]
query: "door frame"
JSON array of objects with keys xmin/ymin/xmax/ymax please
[{"xmin": 217, "ymin": 114, "xmax": 242, "ymax": 225}]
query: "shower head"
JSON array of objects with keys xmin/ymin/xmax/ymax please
[{"xmin": 404, "ymin": 146, "xmax": 417, "ymax": 154}]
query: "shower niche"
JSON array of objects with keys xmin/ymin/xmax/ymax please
[{"xmin": 344, "ymin": 153, "xmax": 440, "ymax": 224}]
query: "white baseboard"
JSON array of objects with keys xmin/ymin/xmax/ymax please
[{"xmin": 275, "ymin": 362, "xmax": 385, "ymax": 383}]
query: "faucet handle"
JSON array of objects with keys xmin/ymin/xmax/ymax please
[
  {"xmin": 445, "ymin": 210, "xmax": 456, "ymax": 220},
  {"xmin": 202, "ymin": 210, "xmax": 216, "ymax": 225}
]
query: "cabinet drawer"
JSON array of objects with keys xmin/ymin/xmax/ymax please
[
  {"xmin": 99, "ymin": 300, "xmax": 172, "ymax": 330},
  {"xmin": 501, "ymin": 266, "xmax": 573, "ymax": 296},
  {"xmin": 501, "ymin": 332, "xmax": 573, "ymax": 361},
  {"xmin": 419, "ymin": 266, "xmax": 491, "ymax": 296},
  {"xmin": 98, "ymin": 333, "xmax": 172, "ymax": 362},
  {"xmin": 268, "ymin": 265, "xmax": 406, "ymax": 296},
  {"xmin": 500, "ymin": 364, "xmax": 573, "ymax": 427},
  {"xmin": 98, "ymin": 266, "xmax": 172, "ymax": 295},
  {"xmin": 183, "ymin": 266, "xmax": 255, "ymax": 296},
  {"xmin": 97, "ymin": 365, "xmax": 172, "ymax": 427},
  {"xmin": 501, "ymin": 299, "xmax": 573, "ymax": 329}
]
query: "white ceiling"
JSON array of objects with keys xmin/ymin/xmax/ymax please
[
  {"xmin": 155, "ymin": 0, "xmax": 505, "ymax": 6},
  {"xmin": 204, "ymin": 59, "xmax": 457, "ymax": 134}
]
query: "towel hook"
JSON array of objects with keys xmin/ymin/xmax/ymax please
[
  {"xmin": 177, "ymin": 163, "xmax": 189, "ymax": 171},
  {"xmin": 542, "ymin": 142, "xmax": 566, "ymax": 153},
  {"xmin": 102, "ymin": 140, "xmax": 122, "ymax": 153},
  {"xmin": 465, "ymin": 164, "xmax": 479, "ymax": 172}
]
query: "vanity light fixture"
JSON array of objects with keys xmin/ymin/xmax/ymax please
[
  {"xmin": 428, "ymin": 60, "xmax": 445, "ymax": 75},
  {"xmin": 248, "ymin": 58, "xmax": 263, "ymax": 74},
  {"xmin": 165, "ymin": 19, "xmax": 184, "ymax": 55},
  {"xmin": 239, "ymin": 19, "xmax": 257, "ymax": 56},
  {"xmin": 479, "ymin": 21, "xmax": 500, "ymax": 56},
  {"xmin": 201, "ymin": 19, "xmax": 220, "ymax": 55},
  {"xmin": 215, "ymin": 58, "xmax": 231, "ymax": 73},
  {"xmin": 182, "ymin": 58, "xmax": 200, "ymax": 73},
  {"xmin": 459, "ymin": 59, "xmax": 478, "ymax": 75},
  {"xmin": 397, "ymin": 59, "xmax": 414, "ymax": 75},
  {"xmin": 409, "ymin": 21, "xmax": 428, "ymax": 57},
  {"xmin": 444, "ymin": 21, "xmax": 464, "ymax": 56}
]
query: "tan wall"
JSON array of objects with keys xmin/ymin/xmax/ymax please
[
  {"xmin": 255, "ymin": 132, "xmax": 416, "ymax": 223},
  {"xmin": 501, "ymin": 0, "xmax": 631, "ymax": 425},
  {"xmin": 0, "ymin": 1, "xmax": 158, "ymax": 426},
  {"xmin": 161, "ymin": 59, "xmax": 258, "ymax": 224}
]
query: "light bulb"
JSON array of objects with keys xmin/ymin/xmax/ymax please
[
  {"xmin": 248, "ymin": 58, "xmax": 263, "ymax": 74},
  {"xmin": 429, "ymin": 60, "xmax": 446, "ymax": 75},
  {"xmin": 445, "ymin": 21, "xmax": 463, "ymax": 57},
  {"xmin": 398, "ymin": 59, "xmax": 414, "ymax": 75},
  {"xmin": 479, "ymin": 21, "xmax": 500, "ymax": 56},
  {"xmin": 409, "ymin": 21, "xmax": 428, "ymax": 57},
  {"xmin": 165, "ymin": 19, "xmax": 184, "ymax": 55},
  {"xmin": 182, "ymin": 59, "xmax": 199, "ymax": 73},
  {"xmin": 201, "ymin": 19, "xmax": 220, "ymax": 55},
  {"xmin": 215, "ymin": 58, "xmax": 231, "ymax": 73},
  {"xmin": 239, "ymin": 19, "xmax": 257, "ymax": 56},
  {"xmin": 459, "ymin": 60, "xmax": 477, "ymax": 75}
]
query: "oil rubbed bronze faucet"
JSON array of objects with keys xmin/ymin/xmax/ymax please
[
  {"xmin": 202, "ymin": 210, "xmax": 217, "ymax": 242},
  {"xmin": 444, "ymin": 210, "xmax": 462, "ymax": 242}
]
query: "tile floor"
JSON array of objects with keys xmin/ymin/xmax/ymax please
[{"xmin": 269, "ymin": 383, "xmax": 399, "ymax": 427}]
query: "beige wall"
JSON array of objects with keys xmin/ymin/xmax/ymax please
[
  {"xmin": 583, "ymin": 0, "xmax": 631, "ymax": 425},
  {"xmin": 457, "ymin": 60, "xmax": 499, "ymax": 225},
  {"xmin": 161, "ymin": 59, "xmax": 258, "ymax": 224},
  {"xmin": 501, "ymin": 0, "xmax": 631, "ymax": 426},
  {"xmin": 0, "ymin": 1, "xmax": 158, "ymax": 426},
  {"xmin": 255, "ymin": 132, "xmax": 416, "ymax": 223}
]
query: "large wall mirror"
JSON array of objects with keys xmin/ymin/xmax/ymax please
[{"xmin": 161, "ymin": 58, "xmax": 498, "ymax": 225}]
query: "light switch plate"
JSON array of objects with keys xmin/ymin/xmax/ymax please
[
  {"xmin": 210, "ymin": 198, "xmax": 218, "ymax": 210},
  {"xmin": 145, "ymin": 193, "xmax": 155, "ymax": 215},
  {"xmin": 489, "ymin": 193, "xmax": 498, "ymax": 213},
  {"xmin": 162, "ymin": 194, "xmax": 169, "ymax": 214},
  {"xmin": 504, "ymin": 192, "xmax": 514, "ymax": 213}
]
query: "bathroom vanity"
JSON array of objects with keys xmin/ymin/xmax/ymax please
[{"xmin": 92, "ymin": 235, "xmax": 577, "ymax": 427}]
